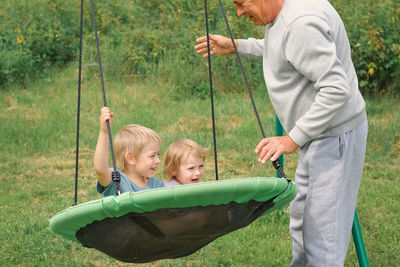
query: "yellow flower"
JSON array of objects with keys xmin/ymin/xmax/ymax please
[
  {"xmin": 17, "ymin": 36, "xmax": 24, "ymax": 44},
  {"xmin": 177, "ymin": 8, "xmax": 181, "ymax": 14},
  {"xmin": 368, "ymin": 67, "xmax": 374, "ymax": 75}
]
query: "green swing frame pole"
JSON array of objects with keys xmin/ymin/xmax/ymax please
[
  {"xmin": 352, "ymin": 211, "xmax": 370, "ymax": 267},
  {"xmin": 275, "ymin": 115, "xmax": 369, "ymax": 266},
  {"xmin": 275, "ymin": 115, "xmax": 284, "ymax": 178}
]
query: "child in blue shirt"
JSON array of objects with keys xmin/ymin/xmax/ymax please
[{"xmin": 94, "ymin": 107, "xmax": 164, "ymax": 197}]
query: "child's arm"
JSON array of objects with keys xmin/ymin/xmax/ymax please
[{"xmin": 94, "ymin": 107, "xmax": 113, "ymax": 187}]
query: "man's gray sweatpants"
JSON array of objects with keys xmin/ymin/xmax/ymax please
[{"xmin": 289, "ymin": 120, "xmax": 368, "ymax": 267}]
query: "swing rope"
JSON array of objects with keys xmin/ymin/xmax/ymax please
[
  {"xmin": 89, "ymin": 0, "xmax": 121, "ymax": 195},
  {"xmin": 216, "ymin": 0, "xmax": 286, "ymax": 178},
  {"xmin": 73, "ymin": 0, "xmax": 122, "ymax": 204},
  {"xmin": 203, "ymin": 0, "xmax": 219, "ymax": 181},
  {"xmin": 73, "ymin": 0, "xmax": 84, "ymax": 206}
]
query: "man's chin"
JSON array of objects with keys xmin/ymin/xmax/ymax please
[
  {"xmin": 249, "ymin": 17, "xmax": 266, "ymax": 26},
  {"xmin": 253, "ymin": 20, "xmax": 265, "ymax": 26}
]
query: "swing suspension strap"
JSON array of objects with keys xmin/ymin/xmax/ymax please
[
  {"xmin": 73, "ymin": 0, "xmax": 121, "ymax": 204},
  {"xmin": 203, "ymin": 0, "xmax": 219, "ymax": 181},
  {"xmin": 90, "ymin": 0, "xmax": 121, "ymax": 195},
  {"xmin": 214, "ymin": 0, "xmax": 286, "ymax": 178},
  {"xmin": 74, "ymin": 0, "xmax": 84, "ymax": 206}
]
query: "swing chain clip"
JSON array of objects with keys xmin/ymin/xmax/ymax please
[{"xmin": 111, "ymin": 170, "xmax": 121, "ymax": 195}]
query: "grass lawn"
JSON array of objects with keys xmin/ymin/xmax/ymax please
[{"xmin": 0, "ymin": 65, "xmax": 399, "ymax": 266}]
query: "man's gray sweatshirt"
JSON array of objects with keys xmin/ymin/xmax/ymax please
[{"xmin": 238, "ymin": 0, "xmax": 366, "ymax": 147}]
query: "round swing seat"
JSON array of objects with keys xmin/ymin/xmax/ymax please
[{"xmin": 50, "ymin": 177, "xmax": 296, "ymax": 263}]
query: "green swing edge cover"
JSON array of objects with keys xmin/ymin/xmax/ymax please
[{"xmin": 50, "ymin": 177, "xmax": 297, "ymax": 244}]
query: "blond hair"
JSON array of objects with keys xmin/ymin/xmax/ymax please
[
  {"xmin": 163, "ymin": 138, "xmax": 208, "ymax": 181},
  {"xmin": 113, "ymin": 124, "xmax": 161, "ymax": 170}
]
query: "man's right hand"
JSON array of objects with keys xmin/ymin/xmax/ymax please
[{"xmin": 195, "ymin": 34, "xmax": 237, "ymax": 58}]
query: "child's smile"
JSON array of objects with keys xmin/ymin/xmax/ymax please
[{"xmin": 133, "ymin": 142, "xmax": 161, "ymax": 179}]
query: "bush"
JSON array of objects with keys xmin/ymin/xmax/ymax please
[
  {"xmin": 1, "ymin": 0, "xmax": 399, "ymax": 95},
  {"xmin": 332, "ymin": 0, "xmax": 400, "ymax": 95},
  {"xmin": 0, "ymin": 0, "xmax": 79, "ymax": 87}
]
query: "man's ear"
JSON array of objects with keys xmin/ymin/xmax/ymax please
[{"xmin": 125, "ymin": 152, "xmax": 136, "ymax": 165}]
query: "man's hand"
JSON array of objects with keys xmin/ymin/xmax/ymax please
[
  {"xmin": 255, "ymin": 135, "xmax": 299, "ymax": 163},
  {"xmin": 195, "ymin": 34, "xmax": 237, "ymax": 58}
]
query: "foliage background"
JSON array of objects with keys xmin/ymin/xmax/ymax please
[{"xmin": 1, "ymin": 0, "xmax": 399, "ymax": 95}]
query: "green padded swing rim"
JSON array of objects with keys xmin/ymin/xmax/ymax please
[{"xmin": 50, "ymin": 177, "xmax": 296, "ymax": 243}]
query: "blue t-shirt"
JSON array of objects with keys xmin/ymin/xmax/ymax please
[{"xmin": 97, "ymin": 170, "xmax": 165, "ymax": 197}]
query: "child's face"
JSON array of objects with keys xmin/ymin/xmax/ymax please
[
  {"xmin": 174, "ymin": 152, "xmax": 205, "ymax": 184},
  {"xmin": 134, "ymin": 142, "xmax": 161, "ymax": 178}
]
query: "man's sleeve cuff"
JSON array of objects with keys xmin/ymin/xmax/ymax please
[
  {"xmin": 237, "ymin": 39, "xmax": 263, "ymax": 60},
  {"xmin": 288, "ymin": 126, "xmax": 309, "ymax": 147}
]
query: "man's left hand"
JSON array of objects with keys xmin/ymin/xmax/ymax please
[{"xmin": 255, "ymin": 135, "xmax": 299, "ymax": 163}]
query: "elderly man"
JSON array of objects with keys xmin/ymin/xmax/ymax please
[{"xmin": 195, "ymin": 0, "xmax": 367, "ymax": 266}]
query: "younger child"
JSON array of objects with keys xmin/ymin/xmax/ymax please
[
  {"xmin": 163, "ymin": 138, "xmax": 208, "ymax": 186},
  {"xmin": 94, "ymin": 107, "xmax": 164, "ymax": 197}
]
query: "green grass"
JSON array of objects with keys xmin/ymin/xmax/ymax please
[{"xmin": 0, "ymin": 65, "xmax": 399, "ymax": 266}]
